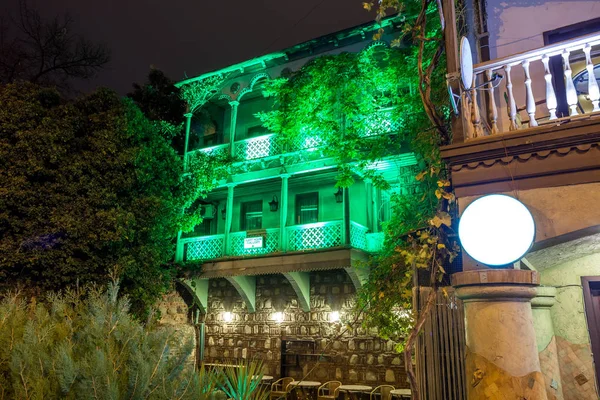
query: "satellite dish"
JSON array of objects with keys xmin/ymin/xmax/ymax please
[{"xmin": 460, "ymin": 37, "xmax": 473, "ymax": 90}]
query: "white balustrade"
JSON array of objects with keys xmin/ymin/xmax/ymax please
[{"xmin": 463, "ymin": 32, "xmax": 600, "ymax": 138}]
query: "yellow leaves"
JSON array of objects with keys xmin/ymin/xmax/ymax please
[
  {"xmin": 437, "ymin": 180, "xmax": 450, "ymax": 187},
  {"xmin": 415, "ymin": 170, "xmax": 427, "ymax": 181},
  {"xmin": 379, "ymin": 292, "xmax": 385, "ymax": 299},
  {"xmin": 363, "ymin": 2, "xmax": 373, "ymax": 11},
  {"xmin": 437, "ymin": 243, "xmax": 446, "ymax": 250},
  {"xmin": 391, "ymin": 38, "xmax": 402, "ymax": 48},
  {"xmin": 429, "ymin": 211, "xmax": 452, "ymax": 228},
  {"xmin": 372, "ymin": 28, "xmax": 385, "ymax": 41}
]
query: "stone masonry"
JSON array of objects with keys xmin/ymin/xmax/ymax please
[{"xmin": 202, "ymin": 270, "xmax": 407, "ymax": 389}]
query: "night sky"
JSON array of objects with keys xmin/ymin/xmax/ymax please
[{"xmin": 1, "ymin": 0, "xmax": 373, "ymax": 94}]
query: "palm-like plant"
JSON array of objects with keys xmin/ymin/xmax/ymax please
[{"xmin": 216, "ymin": 360, "xmax": 270, "ymax": 400}]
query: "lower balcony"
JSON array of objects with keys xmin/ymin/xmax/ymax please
[{"xmin": 181, "ymin": 220, "xmax": 384, "ymax": 262}]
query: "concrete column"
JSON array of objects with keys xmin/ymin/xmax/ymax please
[
  {"xmin": 453, "ymin": 270, "xmax": 548, "ymax": 400},
  {"xmin": 532, "ymin": 286, "xmax": 564, "ymax": 400},
  {"xmin": 224, "ymin": 183, "xmax": 235, "ymax": 255},
  {"xmin": 228, "ymin": 101, "xmax": 239, "ymax": 158},
  {"xmin": 279, "ymin": 173, "xmax": 290, "ymax": 252},
  {"xmin": 372, "ymin": 186, "xmax": 379, "ymax": 233}
]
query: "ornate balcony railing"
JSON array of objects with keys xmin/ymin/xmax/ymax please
[
  {"xmin": 286, "ymin": 221, "xmax": 343, "ymax": 251},
  {"xmin": 183, "ymin": 234, "xmax": 225, "ymax": 261},
  {"xmin": 186, "ymin": 144, "xmax": 230, "ymax": 165},
  {"xmin": 230, "ymin": 228, "xmax": 280, "ymax": 256},
  {"xmin": 462, "ymin": 32, "xmax": 600, "ymax": 140},
  {"xmin": 234, "ymin": 134, "xmax": 282, "ymax": 160},
  {"xmin": 182, "ymin": 220, "xmax": 384, "ymax": 261}
]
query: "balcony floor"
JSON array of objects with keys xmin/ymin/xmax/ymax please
[{"xmin": 185, "ymin": 247, "xmax": 368, "ymax": 279}]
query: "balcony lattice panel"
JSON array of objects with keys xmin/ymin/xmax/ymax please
[
  {"xmin": 185, "ymin": 235, "xmax": 224, "ymax": 261},
  {"xmin": 230, "ymin": 229, "xmax": 280, "ymax": 256},
  {"xmin": 362, "ymin": 110, "xmax": 400, "ymax": 137},
  {"xmin": 350, "ymin": 222, "xmax": 369, "ymax": 251},
  {"xmin": 287, "ymin": 221, "xmax": 342, "ymax": 251},
  {"xmin": 235, "ymin": 135, "xmax": 281, "ymax": 160}
]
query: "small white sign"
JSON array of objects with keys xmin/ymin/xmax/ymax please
[{"xmin": 244, "ymin": 237, "xmax": 263, "ymax": 249}]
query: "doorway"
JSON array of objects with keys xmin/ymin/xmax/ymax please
[{"xmin": 582, "ymin": 276, "xmax": 600, "ymax": 391}]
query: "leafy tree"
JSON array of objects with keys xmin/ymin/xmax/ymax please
[
  {"xmin": 0, "ymin": 282, "xmax": 220, "ymax": 399},
  {"xmin": 0, "ymin": 82, "xmax": 226, "ymax": 315},
  {"xmin": 0, "ymin": 0, "xmax": 110, "ymax": 91}
]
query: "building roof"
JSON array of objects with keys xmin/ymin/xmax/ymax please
[{"xmin": 175, "ymin": 14, "xmax": 403, "ymax": 88}]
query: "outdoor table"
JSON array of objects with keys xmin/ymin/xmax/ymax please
[
  {"xmin": 390, "ymin": 389, "xmax": 411, "ymax": 399},
  {"xmin": 338, "ymin": 385, "xmax": 373, "ymax": 400},
  {"xmin": 288, "ymin": 380, "xmax": 322, "ymax": 400}
]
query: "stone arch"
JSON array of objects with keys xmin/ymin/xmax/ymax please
[
  {"xmin": 225, "ymin": 275, "xmax": 256, "ymax": 313},
  {"xmin": 283, "ymin": 271, "xmax": 311, "ymax": 312}
]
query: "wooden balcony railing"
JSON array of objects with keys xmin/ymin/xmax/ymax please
[{"xmin": 462, "ymin": 32, "xmax": 600, "ymax": 140}]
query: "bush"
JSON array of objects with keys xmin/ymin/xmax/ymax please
[{"xmin": 0, "ymin": 282, "xmax": 216, "ymax": 399}]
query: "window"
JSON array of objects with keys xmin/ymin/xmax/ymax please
[
  {"xmin": 241, "ymin": 201, "xmax": 263, "ymax": 231},
  {"xmin": 195, "ymin": 218, "xmax": 213, "ymax": 236},
  {"xmin": 246, "ymin": 125, "xmax": 268, "ymax": 138},
  {"xmin": 296, "ymin": 192, "xmax": 319, "ymax": 225},
  {"xmin": 377, "ymin": 189, "xmax": 392, "ymax": 230}
]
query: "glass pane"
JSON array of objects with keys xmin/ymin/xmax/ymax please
[
  {"xmin": 296, "ymin": 193, "xmax": 318, "ymax": 224},
  {"xmin": 241, "ymin": 201, "xmax": 263, "ymax": 230}
]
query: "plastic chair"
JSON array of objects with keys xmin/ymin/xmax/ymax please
[
  {"xmin": 317, "ymin": 381, "xmax": 342, "ymax": 400},
  {"xmin": 270, "ymin": 377, "xmax": 294, "ymax": 400},
  {"xmin": 369, "ymin": 385, "xmax": 395, "ymax": 400}
]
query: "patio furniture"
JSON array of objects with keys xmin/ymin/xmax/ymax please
[
  {"xmin": 369, "ymin": 385, "xmax": 395, "ymax": 400},
  {"xmin": 289, "ymin": 380, "xmax": 322, "ymax": 400},
  {"xmin": 270, "ymin": 377, "xmax": 295, "ymax": 400},
  {"xmin": 389, "ymin": 388, "xmax": 411, "ymax": 399},
  {"xmin": 317, "ymin": 381, "xmax": 342, "ymax": 400},
  {"xmin": 339, "ymin": 384, "xmax": 373, "ymax": 400}
]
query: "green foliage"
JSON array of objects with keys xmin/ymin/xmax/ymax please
[
  {"xmin": 0, "ymin": 82, "xmax": 223, "ymax": 315},
  {"xmin": 257, "ymin": 0, "xmax": 455, "ymax": 345},
  {"xmin": 216, "ymin": 361, "xmax": 269, "ymax": 400},
  {"xmin": 0, "ymin": 283, "xmax": 218, "ymax": 399}
]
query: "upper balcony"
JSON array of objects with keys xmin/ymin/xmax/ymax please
[
  {"xmin": 443, "ymin": 31, "xmax": 600, "ymax": 198},
  {"xmin": 457, "ymin": 32, "xmax": 600, "ymax": 142}
]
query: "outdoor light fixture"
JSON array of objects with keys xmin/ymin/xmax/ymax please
[
  {"xmin": 269, "ymin": 195, "xmax": 279, "ymax": 212},
  {"xmin": 221, "ymin": 207, "xmax": 226, "ymax": 220},
  {"xmin": 334, "ymin": 188, "xmax": 343, "ymax": 203},
  {"xmin": 458, "ymin": 194, "xmax": 535, "ymax": 267},
  {"xmin": 329, "ymin": 311, "xmax": 340, "ymax": 323},
  {"xmin": 222, "ymin": 311, "xmax": 234, "ymax": 323},
  {"xmin": 272, "ymin": 312, "xmax": 284, "ymax": 323}
]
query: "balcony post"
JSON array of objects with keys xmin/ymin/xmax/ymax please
[
  {"xmin": 364, "ymin": 179, "xmax": 373, "ymax": 232},
  {"xmin": 224, "ymin": 183, "xmax": 236, "ymax": 255},
  {"xmin": 279, "ymin": 172, "xmax": 290, "ymax": 252},
  {"xmin": 228, "ymin": 101, "xmax": 239, "ymax": 158},
  {"xmin": 183, "ymin": 110, "xmax": 193, "ymax": 171},
  {"xmin": 342, "ymin": 187, "xmax": 350, "ymax": 245}
]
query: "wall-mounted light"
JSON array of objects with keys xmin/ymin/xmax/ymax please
[
  {"xmin": 223, "ymin": 311, "xmax": 234, "ymax": 322},
  {"xmin": 329, "ymin": 311, "xmax": 340, "ymax": 323},
  {"xmin": 221, "ymin": 207, "xmax": 227, "ymax": 220},
  {"xmin": 334, "ymin": 188, "xmax": 343, "ymax": 203},
  {"xmin": 269, "ymin": 195, "xmax": 279, "ymax": 212},
  {"xmin": 272, "ymin": 312, "xmax": 284, "ymax": 323}
]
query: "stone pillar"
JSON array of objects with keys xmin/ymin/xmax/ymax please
[
  {"xmin": 453, "ymin": 270, "xmax": 548, "ymax": 400},
  {"xmin": 342, "ymin": 187, "xmax": 350, "ymax": 245},
  {"xmin": 364, "ymin": 179, "xmax": 373, "ymax": 232},
  {"xmin": 279, "ymin": 173, "xmax": 290, "ymax": 252},
  {"xmin": 533, "ymin": 286, "xmax": 564, "ymax": 400},
  {"xmin": 228, "ymin": 101, "xmax": 239, "ymax": 158}
]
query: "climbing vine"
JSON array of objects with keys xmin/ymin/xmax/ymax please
[{"xmin": 259, "ymin": 1, "xmax": 458, "ymax": 398}]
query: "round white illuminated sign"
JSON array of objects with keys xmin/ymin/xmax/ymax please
[{"xmin": 458, "ymin": 194, "xmax": 535, "ymax": 266}]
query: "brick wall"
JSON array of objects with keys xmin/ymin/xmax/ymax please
[
  {"xmin": 157, "ymin": 290, "xmax": 197, "ymax": 366},
  {"xmin": 202, "ymin": 270, "xmax": 408, "ymax": 389}
]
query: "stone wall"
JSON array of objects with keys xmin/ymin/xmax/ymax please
[
  {"xmin": 202, "ymin": 270, "xmax": 407, "ymax": 389},
  {"xmin": 157, "ymin": 290, "xmax": 197, "ymax": 366}
]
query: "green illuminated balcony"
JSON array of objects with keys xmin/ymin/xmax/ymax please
[{"xmin": 181, "ymin": 220, "xmax": 382, "ymax": 262}]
